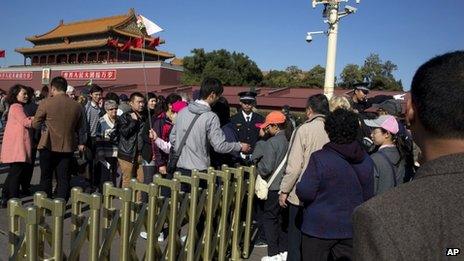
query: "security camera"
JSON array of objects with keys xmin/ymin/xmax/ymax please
[
  {"xmin": 305, "ymin": 31, "xmax": 325, "ymax": 43},
  {"xmin": 345, "ymin": 5, "xmax": 357, "ymax": 13},
  {"xmin": 306, "ymin": 33, "xmax": 313, "ymax": 43}
]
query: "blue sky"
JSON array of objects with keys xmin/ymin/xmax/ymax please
[{"xmin": 1, "ymin": 0, "xmax": 463, "ymax": 89}]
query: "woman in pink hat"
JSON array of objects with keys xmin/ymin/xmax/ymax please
[{"xmin": 364, "ymin": 115, "xmax": 406, "ymax": 195}]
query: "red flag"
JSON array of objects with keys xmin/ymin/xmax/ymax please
[
  {"xmin": 148, "ymin": 37, "xmax": 160, "ymax": 49},
  {"xmin": 107, "ymin": 39, "xmax": 119, "ymax": 48},
  {"xmin": 131, "ymin": 37, "xmax": 143, "ymax": 49},
  {"xmin": 0, "ymin": 50, "xmax": 5, "ymax": 58},
  {"xmin": 119, "ymin": 39, "xmax": 132, "ymax": 52}
]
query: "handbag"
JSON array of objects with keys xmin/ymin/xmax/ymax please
[
  {"xmin": 167, "ymin": 114, "xmax": 201, "ymax": 174},
  {"xmin": 255, "ymin": 153, "xmax": 288, "ymax": 200}
]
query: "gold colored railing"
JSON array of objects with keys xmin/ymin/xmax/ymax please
[{"xmin": 7, "ymin": 165, "xmax": 257, "ymax": 261}]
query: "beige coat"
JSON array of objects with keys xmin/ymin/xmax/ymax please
[{"xmin": 280, "ymin": 115, "xmax": 329, "ymax": 206}]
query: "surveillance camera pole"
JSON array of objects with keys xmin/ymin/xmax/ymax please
[
  {"xmin": 324, "ymin": 4, "xmax": 339, "ymax": 99},
  {"xmin": 312, "ymin": 0, "xmax": 358, "ymax": 99}
]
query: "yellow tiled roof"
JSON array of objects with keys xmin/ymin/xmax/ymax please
[{"xmin": 26, "ymin": 11, "xmax": 134, "ymax": 41}]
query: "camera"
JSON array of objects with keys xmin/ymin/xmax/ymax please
[
  {"xmin": 305, "ymin": 33, "xmax": 313, "ymax": 43},
  {"xmin": 344, "ymin": 5, "xmax": 357, "ymax": 13}
]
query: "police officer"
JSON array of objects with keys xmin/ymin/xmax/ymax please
[
  {"xmin": 230, "ymin": 91, "xmax": 264, "ymax": 164},
  {"xmin": 349, "ymin": 82, "xmax": 394, "ymax": 113},
  {"xmin": 349, "ymin": 83, "xmax": 371, "ymax": 113}
]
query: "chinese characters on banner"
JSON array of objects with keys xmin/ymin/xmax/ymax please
[
  {"xmin": 61, "ymin": 70, "xmax": 117, "ymax": 81},
  {"xmin": 0, "ymin": 72, "xmax": 33, "ymax": 80}
]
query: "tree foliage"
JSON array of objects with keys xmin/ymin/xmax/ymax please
[
  {"xmin": 302, "ymin": 65, "xmax": 325, "ymax": 88},
  {"xmin": 340, "ymin": 64, "xmax": 363, "ymax": 88},
  {"xmin": 339, "ymin": 54, "xmax": 403, "ymax": 91},
  {"xmin": 181, "ymin": 49, "xmax": 403, "ymax": 91},
  {"xmin": 181, "ymin": 49, "xmax": 263, "ymax": 86},
  {"xmin": 262, "ymin": 65, "xmax": 325, "ymax": 88}
]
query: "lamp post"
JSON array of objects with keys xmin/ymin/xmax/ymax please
[{"xmin": 310, "ymin": 0, "xmax": 359, "ymax": 99}]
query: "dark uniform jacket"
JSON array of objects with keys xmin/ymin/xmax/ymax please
[{"xmin": 230, "ymin": 110, "xmax": 264, "ymax": 151}]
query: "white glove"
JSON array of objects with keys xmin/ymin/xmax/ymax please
[{"xmin": 393, "ymin": 94, "xmax": 406, "ymax": 100}]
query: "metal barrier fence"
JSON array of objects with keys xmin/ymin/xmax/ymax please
[{"xmin": 7, "ymin": 165, "xmax": 257, "ymax": 260}]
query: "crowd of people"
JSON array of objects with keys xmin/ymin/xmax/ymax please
[{"xmin": 0, "ymin": 50, "xmax": 463, "ymax": 261}]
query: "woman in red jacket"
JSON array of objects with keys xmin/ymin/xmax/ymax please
[{"xmin": 1, "ymin": 84, "xmax": 34, "ymax": 207}]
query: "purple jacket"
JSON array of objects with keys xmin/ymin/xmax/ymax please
[{"xmin": 296, "ymin": 141, "xmax": 374, "ymax": 239}]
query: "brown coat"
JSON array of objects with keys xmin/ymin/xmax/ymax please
[
  {"xmin": 279, "ymin": 115, "xmax": 329, "ymax": 206},
  {"xmin": 33, "ymin": 93, "xmax": 83, "ymax": 153},
  {"xmin": 353, "ymin": 153, "xmax": 464, "ymax": 261}
]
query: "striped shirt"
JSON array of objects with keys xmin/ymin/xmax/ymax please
[
  {"xmin": 95, "ymin": 114, "xmax": 118, "ymax": 159},
  {"xmin": 85, "ymin": 101, "xmax": 101, "ymax": 138}
]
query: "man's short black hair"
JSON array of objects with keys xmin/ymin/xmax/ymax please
[
  {"xmin": 105, "ymin": 92, "xmax": 120, "ymax": 104},
  {"xmin": 130, "ymin": 92, "xmax": 145, "ymax": 102},
  {"xmin": 50, "ymin": 76, "xmax": 67, "ymax": 92},
  {"xmin": 199, "ymin": 77, "xmax": 223, "ymax": 100},
  {"xmin": 89, "ymin": 84, "xmax": 103, "ymax": 94},
  {"xmin": 211, "ymin": 97, "xmax": 230, "ymax": 127},
  {"xmin": 147, "ymin": 92, "xmax": 157, "ymax": 101},
  {"xmin": 307, "ymin": 94, "xmax": 329, "ymax": 115},
  {"xmin": 166, "ymin": 93, "xmax": 182, "ymax": 105},
  {"xmin": 325, "ymin": 108, "xmax": 359, "ymax": 144},
  {"xmin": 411, "ymin": 51, "xmax": 464, "ymax": 138}
]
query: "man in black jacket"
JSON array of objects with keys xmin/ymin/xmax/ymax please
[{"xmin": 116, "ymin": 92, "xmax": 146, "ymax": 189}]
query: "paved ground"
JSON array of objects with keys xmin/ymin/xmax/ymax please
[{"xmin": 0, "ymin": 163, "xmax": 268, "ymax": 260}]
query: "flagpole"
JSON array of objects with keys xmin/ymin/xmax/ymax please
[
  {"xmin": 136, "ymin": 13, "xmax": 164, "ymax": 133},
  {"xmin": 128, "ymin": 37, "xmax": 132, "ymax": 62},
  {"xmin": 140, "ymin": 33, "xmax": 153, "ymax": 129},
  {"xmin": 116, "ymin": 40, "xmax": 119, "ymax": 62}
]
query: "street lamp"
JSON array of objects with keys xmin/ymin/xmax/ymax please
[{"xmin": 309, "ymin": 0, "xmax": 360, "ymax": 99}]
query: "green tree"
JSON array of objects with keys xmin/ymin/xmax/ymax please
[
  {"xmin": 340, "ymin": 64, "xmax": 363, "ymax": 88},
  {"xmin": 262, "ymin": 70, "xmax": 292, "ymax": 87},
  {"xmin": 181, "ymin": 48, "xmax": 263, "ymax": 86},
  {"xmin": 302, "ymin": 65, "xmax": 326, "ymax": 88},
  {"xmin": 361, "ymin": 54, "xmax": 383, "ymax": 83},
  {"xmin": 360, "ymin": 53, "xmax": 403, "ymax": 91}
]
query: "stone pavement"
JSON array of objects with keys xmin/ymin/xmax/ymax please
[{"xmin": 0, "ymin": 163, "xmax": 268, "ymax": 260}]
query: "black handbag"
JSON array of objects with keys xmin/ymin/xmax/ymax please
[{"xmin": 167, "ymin": 114, "xmax": 200, "ymax": 174}]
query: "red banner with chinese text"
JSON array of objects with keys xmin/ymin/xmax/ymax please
[
  {"xmin": 0, "ymin": 71, "xmax": 33, "ymax": 80},
  {"xmin": 61, "ymin": 70, "xmax": 117, "ymax": 81}
]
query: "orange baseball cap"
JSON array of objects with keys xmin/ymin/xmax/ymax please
[{"xmin": 256, "ymin": 111, "xmax": 286, "ymax": 129}]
